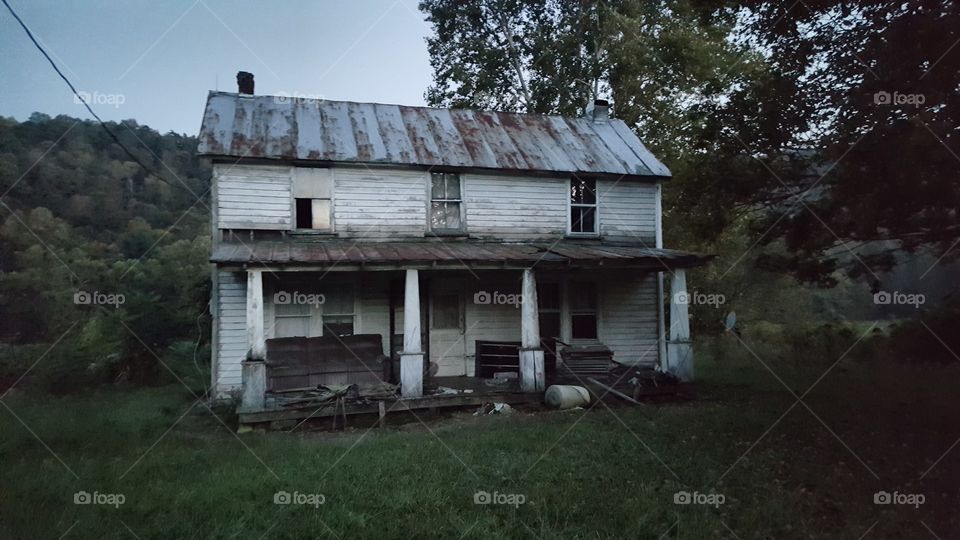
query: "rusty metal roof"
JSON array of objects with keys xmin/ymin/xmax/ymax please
[
  {"xmin": 211, "ymin": 241, "xmax": 708, "ymax": 269},
  {"xmin": 197, "ymin": 92, "xmax": 670, "ymax": 179}
]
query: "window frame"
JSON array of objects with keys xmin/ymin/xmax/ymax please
[
  {"xmin": 567, "ymin": 177, "xmax": 599, "ymax": 237},
  {"xmin": 430, "ymin": 291, "xmax": 463, "ymax": 331},
  {"xmin": 270, "ymin": 279, "xmax": 356, "ymax": 338},
  {"xmin": 428, "ymin": 171, "xmax": 465, "ymax": 234},
  {"xmin": 537, "ymin": 281, "xmax": 562, "ymax": 341},
  {"xmin": 320, "ymin": 284, "xmax": 356, "ymax": 336},
  {"xmin": 568, "ymin": 280, "xmax": 600, "ymax": 342},
  {"xmin": 274, "ymin": 299, "xmax": 313, "ymax": 338},
  {"xmin": 292, "ymin": 167, "xmax": 334, "ymax": 232}
]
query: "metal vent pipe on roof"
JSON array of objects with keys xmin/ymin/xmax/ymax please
[{"xmin": 585, "ymin": 99, "xmax": 610, "ymax": 122}]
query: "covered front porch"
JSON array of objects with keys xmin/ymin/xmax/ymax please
[{"xmin": 211, "ymin": 240, "xmax": 710, "ymax": 423}]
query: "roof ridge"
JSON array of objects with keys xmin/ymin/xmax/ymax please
[{"xmin": 206, "ymin": 90, "xmax": 599, "ymax": 123}]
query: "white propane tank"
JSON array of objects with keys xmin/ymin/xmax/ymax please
[{"xmin": 544, "ymin": 385, "xmax": 591, "ymax": 409}]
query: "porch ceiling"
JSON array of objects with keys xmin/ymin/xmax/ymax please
[{"xmin": 210, "ymin": 240, "xmax": 711, "ymax": 270}]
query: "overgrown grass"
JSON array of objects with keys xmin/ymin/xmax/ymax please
[{"xmin": 1, "ymin": 333, "xmax": 957, "ymax": 538}]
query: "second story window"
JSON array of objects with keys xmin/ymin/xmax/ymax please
[
  {"xmin": 569, "ymin": 177, "xmax": 597, "ymax": 235},
  {"xmin": 293, "ymin": 168, "xmax": 332, "ymax": 230},
  {"xmin": 430, "ymin": 172, "xmax": 463, "ymax": 232}
]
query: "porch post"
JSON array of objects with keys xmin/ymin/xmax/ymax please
[
  {"xmin": 400, "ymin": 268, "xmax": 424, "ymax": 398},
  {"xmin": 246, "ymin": 269, "xmax": 266, "ymax": 360},
  {"xmin": 667, "ymin": 269, "xmax": 694, "ymax": 381},
  {"xmin": 241, "ymin": 269, "xmax": 267, "ymax": 410},
  {"xmin": 519, "ymin": 268, "xmax": 545, "ymax": 392}
]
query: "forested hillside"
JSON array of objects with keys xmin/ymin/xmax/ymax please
[{"xmin": 0, "ymin": 114, "xmax": 211, "ymax": 391}]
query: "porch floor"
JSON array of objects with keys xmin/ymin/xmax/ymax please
[{"xmin": 237, "ymin": 376, "xmax": 539, "ymax": 426}]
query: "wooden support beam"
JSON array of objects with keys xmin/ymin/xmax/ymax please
[
  {"xmin": 587, "ymin": 377, "xmax": 644, "ymax": 406},
  {"xmin": 242, "ymin": 269, "xmax": 268, "ymax": 410},
  {"xmin": 400, "ymin": 269, "xmax": 424, "ymax": 397},
  {"xmin": 670, "ymin": 269, "xmax": 690, "ymax": 342},
  {"xmin": 667, "ymin": 269, "xmax": 694, "ymax": 381},
  {"xmin": 519, "ymin": 268, "xmax": 545, "ymax": 392},
  {"xmin": 246, "ymin": 269, "xmax": 266, "ymax": 361}
]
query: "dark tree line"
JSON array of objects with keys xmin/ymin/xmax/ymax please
[{"xmin": 420, "ymin": 0, "xmax": 960, "ymax": 283}]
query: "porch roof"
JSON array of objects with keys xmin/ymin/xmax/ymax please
[{"xmin": 210, "ymin": 240, "xmax": 711, "ymax": 270}]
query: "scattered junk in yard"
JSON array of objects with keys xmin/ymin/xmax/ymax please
[
  {"xmin": 475, "ymin": 402, "xmax": 514, "ymax": 415},
  {"xmin": 544, "ymin": 385, "xmax": 591, "ymax": 409},
  {"xmin": 236, "ymin": 355, "xmax": 691, "ymax": 431}
]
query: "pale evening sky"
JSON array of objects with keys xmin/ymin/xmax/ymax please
[{"xmin": 0, "ymin": 0, "xmax": 433, "ymax": 135}]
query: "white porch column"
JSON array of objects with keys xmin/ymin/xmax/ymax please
[
  {"xmin": 655, "ymin": 182, "xmax": 668, "ymax": 375},
  {"xmin": 246, "ymin": 269, "xmax": 267, "ymax": 360},
  {"xmin": 241, "ymin": 269, "xmax": 267, "ymax": 411},
  {"xmin": 519, "ymin": 268, "xmax": 545, "ymax": 392},
  {"xmin": 400, "ymin": 269, "xmax": 424, "ymax": 398},
  {"xmin": 667, "ymin": 269, "xmax": 694, "ymax": 381}
]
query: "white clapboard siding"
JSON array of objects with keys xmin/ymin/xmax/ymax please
[
  {"xmin": 212, "ymin": 164, "xmax": 661, "ymax": 241},
  {"xmin": 463, "ymin": 174, "xmax": 567, "ymax": 240},
  {"xmin": 215, "ymin": 164, "xmax": 292, "ymax": 230},
  {"xmin": 597, "ymin": 179, "xmax": 657, "ymax": 244},
  {"xmin": 600, "ymin": 272, "xmax": 660, "ymax": 366},
  {"xmin": 215, "ymin": 271, "xmax": 248, "ymax": 393},
  {"xmin": 333, "ymin": 168, "xmax": 427, "ymax": 239}
]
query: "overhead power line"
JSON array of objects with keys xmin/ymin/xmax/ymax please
[{"xmin": 2, "ymin": 0, "xmax": 171, "ymax": 186}]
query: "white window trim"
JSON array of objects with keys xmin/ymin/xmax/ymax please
[
  {"xmin": 291, "ymin": 166, "xmax": 335, "ymax": 232},
  {"xmin": 428, "ymin": 172, "xmax": 466, "ymax": 233},
  {"xmin": 567, "ymin": 177, "xmax": 600, "ymax": 237},
  {"xmin": 269, "ymin": 276, "xmax": 357, "ymax": 338}
]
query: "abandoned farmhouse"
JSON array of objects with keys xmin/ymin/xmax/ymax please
[{"xmin": 197, "ymin": 74, "xmax": 708, "ymax": 422}]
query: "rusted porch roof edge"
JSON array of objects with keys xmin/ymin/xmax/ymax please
[{"xmin": 210, "ymin": 241, "xmax": 713, "ymax": 270}]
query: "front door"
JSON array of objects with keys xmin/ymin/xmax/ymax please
[{"xmin": 429, "ymin": 278, "xmax": 467, "ymax": 376}]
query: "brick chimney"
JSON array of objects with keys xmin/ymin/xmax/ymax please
[{"xmin": 237, "ymin": 71, "xmax": 254, "ymax": 95}]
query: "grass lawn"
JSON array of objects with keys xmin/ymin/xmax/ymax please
[{"xmin": 1, "ymin": 344, "xmax": 957, "ymax": 539}]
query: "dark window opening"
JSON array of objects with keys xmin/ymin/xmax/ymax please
[
  {"xmin": 570, "ymin": 281, "xmax": 598, "ymax": 340},
  {"xmin": 295, "ymin": 198, "xmax": 313, "ymax": 229},
  {"xmin": 432, "ymin": 293, "xmax": 461, "ymax": 329},
  {"xmin": 537, "ymin": 282, "xmax": 561, "ymax": 340},
  {"xmin": 322, "ymin": 317, "xmax": 354, "ymax": 337}
]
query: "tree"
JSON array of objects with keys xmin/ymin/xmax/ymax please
[
  {"xmin": 744, "ymin": 1, "xmax": 960, "ymax": 281},
  {"xmin": 421, "ymin": 0, "xmax": 960, "ymax": 284}
]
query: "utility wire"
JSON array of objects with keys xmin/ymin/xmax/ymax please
[{"xmin": 2, "ymin": 0, "xmax": 171, "ymax": 186}]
